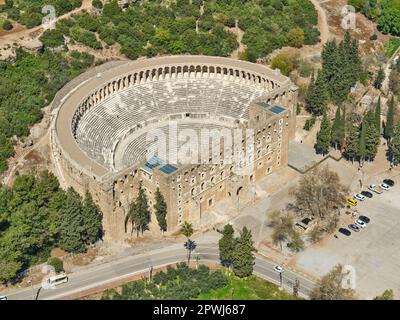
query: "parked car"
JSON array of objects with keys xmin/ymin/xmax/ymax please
[
  {"xmin": 274, "ymin": 265, "xmax": 284, "ymax": 273},
  {"xmin": 348, "ymin": 224, "xmax": 361, "ymax": 232},
  {"xmin": 354, "ymin": 194, "xmax": 365, "ymax": 201},
  {"xmin": 347, "ymin": 198, "xmax": 358, "ymax": 206},
  {"xmin": 369, "ymin": 184, "xmax": 383, "ymax": 194},
  {"xmin": 380, "ymin": 183, "xmax": 391, "ymax": 191},
  {"xmin": 359, "ymin": 216, "xmax": 370, "ymax": 224},
  {"xmin": 361, "ymin": 191, "xmax": 373, "ymax": 198},
  {"xmin": 339, "ymin": 228, "xmax": 351, "ymax": 236},
  {"xmin": 355, "ymin": 219, "xmax": 367, "ymax": 229},
  {"xmin": 0, "ymin": 295, "xmax": 7, "ymax": 300},
  {"xmin": 383, "ymin": 179, "xmax": 395, "ymax": 187}
]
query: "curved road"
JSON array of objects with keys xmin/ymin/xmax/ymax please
[{"xmin": 4, "ymin": 243, "xmax": 315, "ymax": 300}]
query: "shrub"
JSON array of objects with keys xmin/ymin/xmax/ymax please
[
  {"xmin": 288, "ymin": 27, "xmax": 305, "ymax": 48},
  {"xmin": 369, "ymin": 34, "xmax": 378, "ymax": 41},
  {"xmin": 39, "ymin": 29, "xmax": 65, "ymax": 48},
  {"xmin": 47, "ymin": 257, "xmax": 64, "ymax": 273},
  {"xmin": 271, "ymin": 53, "xmax": 294, "ymax": 76},
  {"xmin": 304, "ymin": 115, "xmax": 317, "ymax": 131},
  {"xmin": 299, "ymin": 62, "xmax": 313, "ymax": 78},
  {"xmin": 2, "ymin": 20, "xmax": 13, "ymax": 30},
  {"xmin": 93, "ymin": 0, "xmax": 103, "ymax": 9}
]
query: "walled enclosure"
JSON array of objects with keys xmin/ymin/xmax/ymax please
[{"xmin": 50, "ymin": 55, "xmax": 298, "ymax": 242}]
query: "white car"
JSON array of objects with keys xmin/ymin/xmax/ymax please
[
  {"xmin": 369, "ymin": 184, "xmax": 383, "ymax": 194},
  {"xmin": 0, "ymin": 295, "xmax": 7, "ymax": 300},
  {"xmin": 380, "ymin": 183, "xmax": 391, "ymax": 191},
  {"xmin": 353, "ymin": 194, "xmax": 365, "ymax": 201},
  {"xmin": 274, "ymin": 265, "xmax": 284, "ymax": 273},
  {"xmin": 355, "ymin": 219, "xmax": 367, "ymax": 229}
]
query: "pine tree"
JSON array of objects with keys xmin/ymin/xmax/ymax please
[
  {"xmin": 321, "ymin": 33, "xmax": 362, "ymax": 104},
  {"xmin": 315, "ymin": 113, "xmax": 331, "ymax": 155},
  {"xmin": 306, "ymin": 70, "xmax": 329, "ymax": 115},
  {"xmin": 331, "ymin": 107, "xmax": 345, "ymax": 149},
  {"xmin": 321, "ymin": 40, "xmax": 339, "ymax": 85},
  {"xmin": 385, "ymin": 96, "xmax": 395, "ymax": 142},
  {"xmin": 218, "ymin": 224, "xmax": 236, "ymax": 263},
  {"xmin": 154, "ymin": 188, "xmax": 167, "ymax": 233},
  {"xmin": 57, "ymin": 188, "xmax": 86, "ymax": 253},
  {"xmin": 82, "ymin": 191, "xmax": 103, "ymax": 244},
  {"xmin": 231, "ymin": 227, "xmax": 256, "ymax": 278},
  {"xmin": 344, "ymin": 125, "xmax": 360, "ymax": 163}
]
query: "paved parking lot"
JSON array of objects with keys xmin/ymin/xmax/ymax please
[{"xmin": 295, "ymin": 178, "xmax": 400, "ymax": 299}]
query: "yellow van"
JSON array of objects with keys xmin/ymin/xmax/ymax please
[{"xmin": 347, "ymin": 198, "xmax": 358, "ymax": 206}]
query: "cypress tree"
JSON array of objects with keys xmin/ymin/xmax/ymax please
[
  {"xmin": 364, "ymin": 111, "xmax": 380, "ymax": 161},
  {"xmin": 154, "ymin": 188, "xmax": 167, "ymax": 233},
  {"xmin": 344, "ymin": 125, "xmax": 360, "ymax": 163},
  {"xmin": 218, "ymin": 224, "xmax": 236, "ymax": 263},
  {"xmin": 315, "ymin": 113, "xmax": 331, "ymax": 155},
  {"xmin": 359, "ymin": 120, "xmax": 367, "ymax": 165},
  {"xmin": 374, "ymin": 68, "xmax": 385, "ymax": 90},
  {"xmin": 306, "ymin": 70, "xmax": 329, "ymax": 115},
  {"xmin": 385, "ymin": 96, "xmax": 395, "ymax": 142},
  {"xmin": 231, "ymin": 227, "xmax": 256, "ymax": 278},
  {"xmin": 389, "ymin": 124, "xmax": 400, "ymax": 166},
  {"xmin": 375, "ymin": 96, "xmax": 382, "ymax": 133},
  {"xmin": 82, "ymin": 191, "xmax": 103, "ymax": 244},
  {"xmin": 129, "ymin": 183, "xmax": 151, "ymax": 237},
  {"xmin": 57, "ymin": 188, "xmax": 86, "ymax": 253},
  {"xmin": 331, "ymin": 107, "xmax": 345, "ymax": 149}
]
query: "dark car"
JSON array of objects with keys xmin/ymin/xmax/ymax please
[
  {"xmin": 383, "ymin": 179, "xmax": 395, "ymax": 187},
  {"xmin": 361, "ymin": 191, "xmax": 373, "ymax": 198},
  {"xmin": 339, "ymin": 228, "xmax": 351, "ymax": 236},
  {"xmin": 359, "ymin": 215, "xmax": 370, "ymax": 224}
]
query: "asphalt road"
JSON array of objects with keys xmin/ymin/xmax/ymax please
[{"xmin": 4, "ymin": 244, "xmax": 315, "ymax": 300}]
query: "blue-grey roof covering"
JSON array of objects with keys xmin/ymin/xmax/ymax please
[
  {"xmin": 142, "ymin": 156, "xmax": 177, "ymax": 175},
  {"xmin": 159, "ymin": 163, "xmax": 178, "ymax": 175},
  {"xmin": 269, "ymin": 105, "xmax": 286, "ymax": 114},
  {"xmin": 257, "ymin": 101, "xmax": 270, "ymax": 109}
]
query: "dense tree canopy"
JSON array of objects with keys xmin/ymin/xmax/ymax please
[
  {"xmin": 0, "ymin": 171, "xmax": 103, "ymax": 283},
  {"xmin": 39, "ymin": 0, "xmax": 319, "ymax": 61},
  {"xmin": 348, "ymin": 0, "xmax": 400, "ymax": 36},
  {"xmin": 310, "ymin": 264, "xmax": 356, "ymax": 300},
  {"xmin": 0, "ymin": 49, "xmax": 93, "ymax": 173},
  {"xmin": 0, "ymin": 0, "xmax": 82, "ymax": 29},
  {"xmin": 102, "ymin": 263, "xmax": 228, "ymax": 300}
]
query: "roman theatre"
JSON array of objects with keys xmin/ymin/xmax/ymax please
[{"xmin": 50, "ymin": 55, "xmax": 298, "ymax": 241}]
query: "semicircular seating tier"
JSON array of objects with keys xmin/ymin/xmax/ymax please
[{"xmin": 74, "ymin": 77, "xmax": 269, "ymax": 171}]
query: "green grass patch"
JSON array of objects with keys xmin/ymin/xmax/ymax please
[
  {"xmin": 384, "ymin": 37, "xmax": 400, "ymax": 57},
  {"xmin": 197, "ymin": 273, "xmax": 300, "ymax": 300}
]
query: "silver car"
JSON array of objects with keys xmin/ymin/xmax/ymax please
[{"xmin": 348, "ymin": 224, "xmax": 360, "ymax": 232}]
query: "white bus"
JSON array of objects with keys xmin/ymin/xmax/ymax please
[{"xmin": 46, "ymin": 273, "xmax": 68, "ymax": 287}]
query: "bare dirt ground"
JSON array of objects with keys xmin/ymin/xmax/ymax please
[
  {"xmin": 229, "ymin": 21, "xmax": 246, "ymax": 60},
  {"xmin": 0, "ymin": 0, "xmax": 93, "ymax": 60}
]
